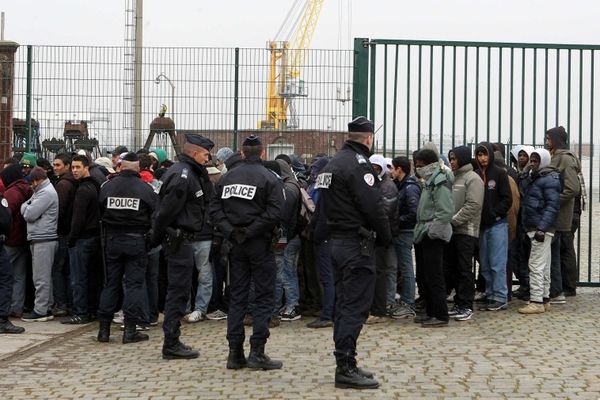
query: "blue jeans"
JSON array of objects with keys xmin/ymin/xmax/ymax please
[
  {"xmin": 189, "ymin": 240, "xmax": 213, "ymax": 313},
  {"xmin": 274, "ymin": 236, "xmax": 301, "ymax": 312},
  {"xmin": 479, "ymin": 220, "xmax": 509, "ymax": 303},
  {"xmin": 315, "ymin": 240, "xmax": 334, "ymax": 321},
  {"xmin": 393, "ymin": 231, "xmax": 416, "ymax": 305},
  {"xmin": 69, "ymin": 236, "xmax": 101, "ymax": 317},
  {"xmin": 5, "ymin": 245, "xmax": 28, "ymax": 315},
  {"xmin": 51, "ymin": 236, "xmax": 71, "ymax": 310}
]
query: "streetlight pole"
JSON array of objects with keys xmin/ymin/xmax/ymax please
[{"xmin": 155, "ymin": 73, "xmax": 175, "ymax": 123}]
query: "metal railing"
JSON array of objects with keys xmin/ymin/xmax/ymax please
[
  {"xmin": 9, "ymin": 45, "xmax": 353, "ymax": 158},
  {"xmin": 352, "ymin": 38, "xmax": 599, "ymax": 285}
]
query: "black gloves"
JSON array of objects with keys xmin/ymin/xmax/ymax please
[
  {"xmin": 232, "ymin": 227, "xmax": 247, "ymax": 244},
  {"xmin": 533, "ymin": 230, "xmax": 546, "ymax": 243}
]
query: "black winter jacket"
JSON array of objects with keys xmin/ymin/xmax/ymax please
[{"xmin": 475, "ymin": 142, "xmax": 513, "ymax": 228}]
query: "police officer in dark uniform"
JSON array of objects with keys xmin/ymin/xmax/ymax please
[
  {"xmin": 149, "ymin": 134, "xmax": 214, "ymax": 359},
  {"xmin": 96, "ymin": 152, "xmax": 158, "ymax": 343},
  {"xmin": 209, "ymin": 135, "xmax": 284, "ymax": 370},
  {"xmin": 317, "ymin": 116, "xmax": 392, "ymax": 389}
]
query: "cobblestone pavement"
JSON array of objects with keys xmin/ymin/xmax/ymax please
[{"xmin": 1, "ymin": 290, "xmax": 600, "ymax": 399}]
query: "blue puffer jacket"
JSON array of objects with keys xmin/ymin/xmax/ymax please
[
  {"xmin": 395, "ymin": 175, "xmax": 421, "ymax": 232},
  {"xmin": 521, "ymin": 162, "xmax": 561, "ymax": 233}
]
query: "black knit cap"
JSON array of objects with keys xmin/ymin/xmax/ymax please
[
  {"xmin": 121, "ymin": 152, "xmax": 139, "ymax": 162},
  {"xmin": 185, "ymin": 134, "xmax": 215, "ymax": 151},
  {"xmin": 348, "ymin": 116, "xmax": 374, "ymax": 133},
  {"xmin": 242, "ymin": 135, "xmax": 262, "ymax": 147}
]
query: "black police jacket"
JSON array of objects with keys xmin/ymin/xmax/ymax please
[
  {"xmin": 209, "ymin": 157, "xmax": 284, "ymax": 240},
  {"xmin": 152, "ymin": 154, "xmax": 212, "ymax": 239},
  {"xmin": 317, "ymin": 140, "xmax": 392, "ymax": 246},
  {"xmin": 98, "ymin": 169, "xmax": 158, "ymax": 233}
]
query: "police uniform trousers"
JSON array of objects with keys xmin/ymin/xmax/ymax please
[
  {"xmin": 330, "ymin": 236, "xmax": 376, "ymax": 360},
  {"xmin": 227, "ymin": 236, "xmax": 276, "ymax": 348},
  {"xmin": 163, "ymin": 239, "xmax": 195, "ymax": 343},
  {"xmin": 97, "ymin": 233, "xmax": 147, "ymax": 324}
]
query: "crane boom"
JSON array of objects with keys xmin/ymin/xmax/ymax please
[{"xmin": 259, "ymin": 0, "xmax": 324, "ymax": 130}]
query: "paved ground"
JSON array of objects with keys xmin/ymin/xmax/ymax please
[{"xmin": 1, "ymin": 290, "xmax": 600, "ymax": 399}]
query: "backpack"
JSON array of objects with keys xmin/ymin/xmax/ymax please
[
  {"xmin": 296, "ymin": 187, "xmax": 315, "ymax": 239},
  {"xmin": 0, "ymin": 194, "xmax": 12, "ymax": 237}
]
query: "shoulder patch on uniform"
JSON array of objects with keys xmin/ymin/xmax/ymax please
[
  {"xmin": 363, "ymin": 173, "xmax": 375, "ymax": 187},
  {"xmin": 222, "ymin": 184, "xmax": 257, "ymax": 200},
  {"xmin": 154, "ymin": 180, "xmax": 163, "ymax": 194},
  {"xmin": 181, "ymin": 168, "xmax": 189, "ymax": 179},
  {"xmin": 107, "ymin": 197, "xmax": 140, "ymax": 211},
  {"xmin": 195, "ymin": 189, "xmax": 204, "ymax": 198},
  {"xmin": 315, "ymin": 172, "xmax": 332, "ymax": 189},
  {"xmin": 355, "ymin": 154, "xmax": 367, "ymax": 164}
]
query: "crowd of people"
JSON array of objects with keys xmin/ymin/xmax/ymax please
[{"xmin": 0, "ymin": 119, "xmax": 587, "ymax": 390}]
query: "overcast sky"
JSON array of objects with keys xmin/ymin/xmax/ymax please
[{"xmin": 2, "ymin": 0, "xmax": 599, "ymax": 49}]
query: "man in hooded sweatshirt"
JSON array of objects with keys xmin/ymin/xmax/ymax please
[
  {"xmin": 544, "ymin": 126, "xmax": 582, "ymax": 302},
  {"xmin": 445, "ymin": 146, "xmax": 484, "ymax": 322},
  {"xmin": 518, "ymin": 148, "xmax": 561, "ymax": 314},
  {"xmin": 511, "ymin": 145, "xmax": 535, "ymax": 300},
  {"xmin": 412, "ymin": 148, "xmax": 454, "ymax": 327},
  {"xmin": 474, "ymin": 142, "xmax": 512, "ymax": 311},
  {"xmin": 20, "ymin": 167, "xmax": 59, "ymax": 322}
]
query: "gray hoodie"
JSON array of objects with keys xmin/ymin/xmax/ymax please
[{"xmin": 20, "ymin": 179, "xmax": 59, "ymax": 241}]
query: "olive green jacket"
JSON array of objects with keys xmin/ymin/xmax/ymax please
[{"xmin": 414, "ymin": 166, "xmax": 455, "ymax": 244}]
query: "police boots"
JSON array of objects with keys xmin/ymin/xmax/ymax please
[
  {"xmin": 334, "ymin": 356, "xmax": 379, "ymax": 389},
  {"xmin": 247, "ymin": 342, "xmax": 282, "ymax": 370},
  {"xmin": 97, "ymin": 320, "xmax": 111, "ymax": 342},
  {"xmin": 122, "ymin": 322, "xmax": 149, "ymax": 344},
  {"xmin": 162, "ymin": 339, "xmax": 200, "ymax": 360},
  {"xmin": 226, "ymin": 345, "xmax": 247, "ymax": 369}
]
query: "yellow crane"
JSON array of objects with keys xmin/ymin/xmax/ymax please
[{"xmin": 260, "ymin": 0, "xmax": 324, "ymax": 129}]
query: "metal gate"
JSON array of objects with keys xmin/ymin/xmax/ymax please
[{"xmin": 352, "ymin": 38, "xmax": 599, "ymax": 286}]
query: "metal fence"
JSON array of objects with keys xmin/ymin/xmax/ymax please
[
  {"xmin": 352, "ymin": 38, "xmax": 599, "ymax": 285},
  {"xmin": 9, "ymin": 45, "xmax": 353, "ymax": 158}
]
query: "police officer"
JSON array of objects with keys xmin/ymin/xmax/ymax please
[
  {"xmin": 149, "ymin": 134, "xmax": 214, "ymax": 359},
  {"xmin": 317, "ymin": 116, "xmax": 392, "ymax": 389},
  {"xmin": 209, "ymin": 135, "xmax": 284, "ymax": 370},
  {"xmin": 96, "ymin": 152, "xmax": 158, "ymax": 343}
]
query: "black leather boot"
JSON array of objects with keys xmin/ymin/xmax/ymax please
[
  {"xmin": 97, "ymin": 319, "xmax": 111, "ymax": 342},
  {"xmin": 247, "ymin": 342, "xmax": 282, "ymax": 370},
  {"xmin": 122, "ymin": 322, "xmax": 149, "ymax": 344},
  {"xmin": 226, "ymin": 345, "xmax": 247, "ymax": 369},
  {"xmin": 162, "ymin": 338, "xmax": 199, "ymax": 360},
  {"xmin": 335, "ymin": 356, "xmax": 379, "ymax": 389}
]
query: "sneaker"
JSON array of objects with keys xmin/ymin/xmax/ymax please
[
  {"xmin": 0, "ymin": 319, "xmax": 25, "ymax": 333},
  {"xmin": 446, "ymin": 289, "xmax": 456, "ymax": 303},
  {"xmin": 486, "ymin": 301, "xmax": 508, "ymax": 311},
  {"xmin": 22, "ymin": 311, "xmax": 54, "ymax": 322},
  {"xmin": 390, "ymin": 303, "xmax": 416, "ymax": 319},
  {"xmin": 474, "ymin": 292, "xmax": 487, "ymax": 302},
  {"xmin": 119, "ymin": 324, "xmax": 149, "ymax": 331},
  {"xmin": 51, "ymin": 306, "xmax": 68, "ymax": 317},
  {"xmin": 478, "ymin": 300, "xmax": 492, "ymax": 311},
  {"xmin": 518, "ymin": 302, "xmax": 545, "ymax": 314},
  {"xmin": 148, "ymin": 320, "xmax": 159, "ymax": 326},
  {"xmin": 280, "ymin": 307, "xmax": 301, "ymax": 321},
  {"xmin": 549, "ymin": 294, "xmax": 566, "ymax": 304},
  {"xmin": 61, "ymin": 315, "xmax": 91, "ymax": 324},
  {"xmin": 454, "ymin": 308, "xmax": 473, "ymax": 321},
  {"xmin": 447, "ymin": 304, "xmax": 461, "ymax": 316},
  {"xmin": 112, "ymin": 310, "xmax": 124, "ymax": 325},
  {"xmin": 184, "ymin": 310, "xmax": 206, "ymax": 323},
  {"xmin": 206, "ymin": 310, "xmax": 228, "ymax": 320},
  {"xmin": 306, "ymin": 319, "xmax": 333, "ymax": 328},
  {"xmin": 365, "ymin": 314, "xmax": 386, "ymax": 324}
]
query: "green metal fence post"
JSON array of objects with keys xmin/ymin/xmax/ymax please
[
  {"xmin": 352, "ymin": 38, "xmax": 370, "ymax": 118},
  {"xmin": 233, "ymin": 47, "xmax": 239, "ymax": 151},
  {"xmin": 25, "ymin": 45, "xmax": 33, "ymax": 152}
]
